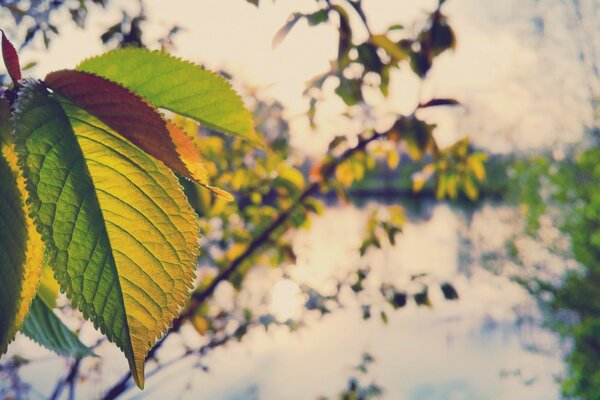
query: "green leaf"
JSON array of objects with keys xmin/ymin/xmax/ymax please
[
  {"xmin": 76, "ymin": 49, "xmax": 262, "ymax": 146},
  {"xmin": 371, "ymin": 34, "xmax": 409, "ymax": 63},
  {"xmin": 44, "ymin": 70, "xmax": 231, "ymax": 201},
  {"xmin": 21, "ymin": 296, "xmax": 94, "ymax": 358},
  {"xmin": 14, "ymin": 81, "xmax": 199, "ymax": 388},
  {"xmin": 306, "ymin": 9, "xmax": 329, "ymax": 26},
  {"xmin": 0, "ymin": 98, "xmax": 10, "ymax": 145},
  {"xmin": 45, "ymin": 70, "xmax": 208, "ymax": 185},
  {"xmin": 0, "ymin": 144, "xmax": 44, "ymax": 354},
  {"xmin": 37, "ymin": 261, "xmax": 60, "ymax": 309}
]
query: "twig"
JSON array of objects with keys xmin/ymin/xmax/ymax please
[
  {"xmin": 101, "ymin": 128, "xmax": 389, "ymax": 399},
  {"xmin": 49, "ymin": 337, "xmax": 105, "ymax": 400}
]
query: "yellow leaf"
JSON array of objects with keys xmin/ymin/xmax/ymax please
[
  {"xmin": 37, "ymin": 262, "xmax": 60, "ymax": 309},
  {"xmin": 278, "ymin": 163, "xmax": 305, "ymax": 189},
  {"xmin": 226, "ymin": 243, "xmax": 247, "ymax": 261},
  {"xmin": 371, "ymin": 34, "xmax": 409, "ymax": 62},
  {"xmin": 468, "ymin": 154, "xmax": 487, "ymax": 181},
  {"xmin": 191, "ymin": 315, "xmax": 209, "ymax": 335},
  {"xmin": 0, "ymin": 144, "xmax": 44, "ymax": 353},
  {"xmin": 387, "ymin": 149, "xmax": 400, "ymax": 169}
]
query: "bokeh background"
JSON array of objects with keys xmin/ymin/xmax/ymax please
[{"xmin": 2, "ymin": 0, "xmax": 599, "ymax": 399}]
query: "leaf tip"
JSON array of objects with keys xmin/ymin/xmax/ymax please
[
  {"xmin": 1, "ymin": 29, "xmax": 21, "ymax": 83},
  {"xmin": 207, "ymin": 185, "xmax": 235, "ymax": 202}
]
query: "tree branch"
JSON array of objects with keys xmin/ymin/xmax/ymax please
[{"xmin": 101, "ymin": 128, "xmax": 388, "ymax": 399}]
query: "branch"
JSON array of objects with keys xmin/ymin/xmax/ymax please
[
  {"xmin": 101, "ymin": 128, "xmax": 389, "ymax": 399},
  {"xmin": 49, "ymin": 338, "xmax": 105, "ymax": 400}
]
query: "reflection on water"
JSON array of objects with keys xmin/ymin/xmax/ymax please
[{"xmin": 6, "ymin": 202, "xmax": 565, "ymax": 399}]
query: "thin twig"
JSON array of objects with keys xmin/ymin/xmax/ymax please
[{"xmin": 101, "ymin": 128, "xmax": 389, "ymax": 399}]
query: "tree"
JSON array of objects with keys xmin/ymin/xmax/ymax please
[{"xmin": 0, "ymin": 0, "xmax": 489, "ymax": 398}]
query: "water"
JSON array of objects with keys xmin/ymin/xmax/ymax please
[{"xmin": 4, "ymin": 202, "xmax": 566, "ymax": 399}]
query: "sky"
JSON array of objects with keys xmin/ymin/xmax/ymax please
[
  {"xmin": 18, "ymin": 0, "xmax": 596, "ymax": 156},
  {"xmin": 2, "ymin": 0, "xmax": 594, "ymax": 398}
]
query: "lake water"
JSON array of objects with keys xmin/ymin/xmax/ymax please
[{"xmin": 5, "ymin": 202, "xmax": 566, "ymax": 399}]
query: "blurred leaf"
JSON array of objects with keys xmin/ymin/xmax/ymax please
[
  {"xmin": 391, "ymin": 291, "xmax": 407, "ymax": 309},
  {"xmin": 440, "ymin": 283, "xmax": 459, "ymax": 300},
  {"xmin": 20, "ymin": 297, "xmax": 94, "ymax": 358},
  {"xmin": 387, "ymin": 149, "xmax": 399, "ymax": 169},
  {"xmin": 191, "ymin": 315, "xmax": 209, "ymax": 335},
  {"xmin": 468, "ymin": 153, "xmax": 487, "ymax": 181},
  {"xmin": 430, "ymin": 16, "xmax": 456, "ymax": 56},
  {"xmin": 409, "ymin": 49, "xmax": 432, "ymax": 78},
  {"xmin": 273, "ymin": 13, "xmax": 302, "ymax": 48},
  {"xmin": 328, "ymin": 135, "xmax": 347, "ymax": 152},
  {"xmin": 380, "ymin": 311, "xmax": 388, "ymax": 324},
  {"xmin": 277, "ymin": 163, "xmax": 305, "ymax": 189},
  {"xmin": 332, "ymin": 5, "xmax": 352, "ymax": 69},
  {"xmin": 306, "ymin": 9, "xmax": 329, "ymax": 26},
  {"xmin": 356, "ymin": 42, "xmax": 383, "ymax": 73},
  {"xmin": 362, "ymin": 304, "xmax": 371, "ymax": 320},
  {"xmin": 419, "ymin": 98, "xmax": 460, "ymax": 108},
  {"xmin": 371, "ymin": 34, "xmax": 409, "ymax": 63},
  {"xmin": 335, "ymin": 77, "xmax": 363, "ymax": 106},
  {"xmin": 414, "ymin": 289, "xmax": 431, "ymax": 307},
  {"xmin": 462, "ymin": 175, "xmax": 479, "ymax": 200}
]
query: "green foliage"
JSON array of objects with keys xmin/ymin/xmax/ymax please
[
  {"xmin": 518, "ymin": 147, "xmax": 600, "ymax": 399},
  {"xmin": 77, "ymin": 48, "xmax": 262, "ymax": 146},
  {"xmin": 0, "ymin": 1, "xmax": 492, "ymax": 397},
  {"xmin": 15, "ymin": 80, "xmax": 200, "ymax": 387},
  {"xmin": 0, "ymin": 32, "xmax": 257, "ymax": 388},
  {"xmin": 21, "ymin": 296, "xmax": 93, "ymax": 358}
]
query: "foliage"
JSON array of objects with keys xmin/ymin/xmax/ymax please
[
  {"xmin": 503, "ymin": 143, "xmax": 600, "ymax": 399},
  {"xmin": 0, "ymin": 32, "xmax": 255, "ymax": 389},
  {"xmin": 531, "ymin": 148, "xmax": 600, "ymax": 399},
  {"xmin": 0, "ymin": 0, "xmax": 493, "ymax": 398}
]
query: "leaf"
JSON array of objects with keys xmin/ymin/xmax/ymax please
[
  {"xmin": 0, "ymin": 144, "xmax": 44, "ymax": 354},
  {"xmin": 462, "ymin": 175, "xmax": 479, "ymax": 201},
  {"xmin": 273, "ymin": 13, "xmax": 302, "ymax": 48},
  {"xmin": 167, "ymin": 122, "xmax": 233, "ymax": 201},
  {"xmin": 1, "ymin": 30, "xmax": 21, "ymax": 83},
  {"xmin": 332, "ymin": 5, "xmax": 352, "ymax": 69},
  {"xmin": 0, "ymin": 98, "xmax": 10, "ymax": 145},
  {"xmin": 14, "ymin": 81, "xmax": 199, "ymax": 388},
  {"xmin": 414, "ymin": 289, "xmax": 431, "ymax": 307},
  {"xmin": 277, "ymin": 163, "xmax": 305, "ymax": 189},
  {"xmin": 306, "ymin": 9, "xmax": 329, "ymax": 26},
  {"xmin": 440, "ymin": 282, "xmax": 459, "ymax": 300},
  {"xmin": 20, "ymin": 296, "xmax": 94, "ymax": 358},
  {"xmin": 371, "ymin": 34, "xmax": 409, "ymax": 63},
  {"xmin": 418, "ymin": 98, "xmax": 460, "ymax": 109},
  {"xmin": 44, "ymin": 70, "xmax": 209, "ymax": 186},
  {"xmin": 37, "ymin": 262, "xmax": 60, "ymax": 309},
  {"xmin": 468, "ymin": 153, "xmax": 487, "ymax": 181},
  {"xmin": 391, "ymin": 291, "xmax": 407, "ymax": 309},
  {"xmin": 76, "ymin": 49, "xmax": 262, "ymax": 146}
]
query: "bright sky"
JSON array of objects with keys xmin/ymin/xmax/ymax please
[{"xmin": 19, "ymin": 0, "xmax": 595, "ymax": 156}]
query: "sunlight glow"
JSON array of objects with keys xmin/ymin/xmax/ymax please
[{"xmin": 269, "ymin": 279, "xmax": 305, "ymax": 322}]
